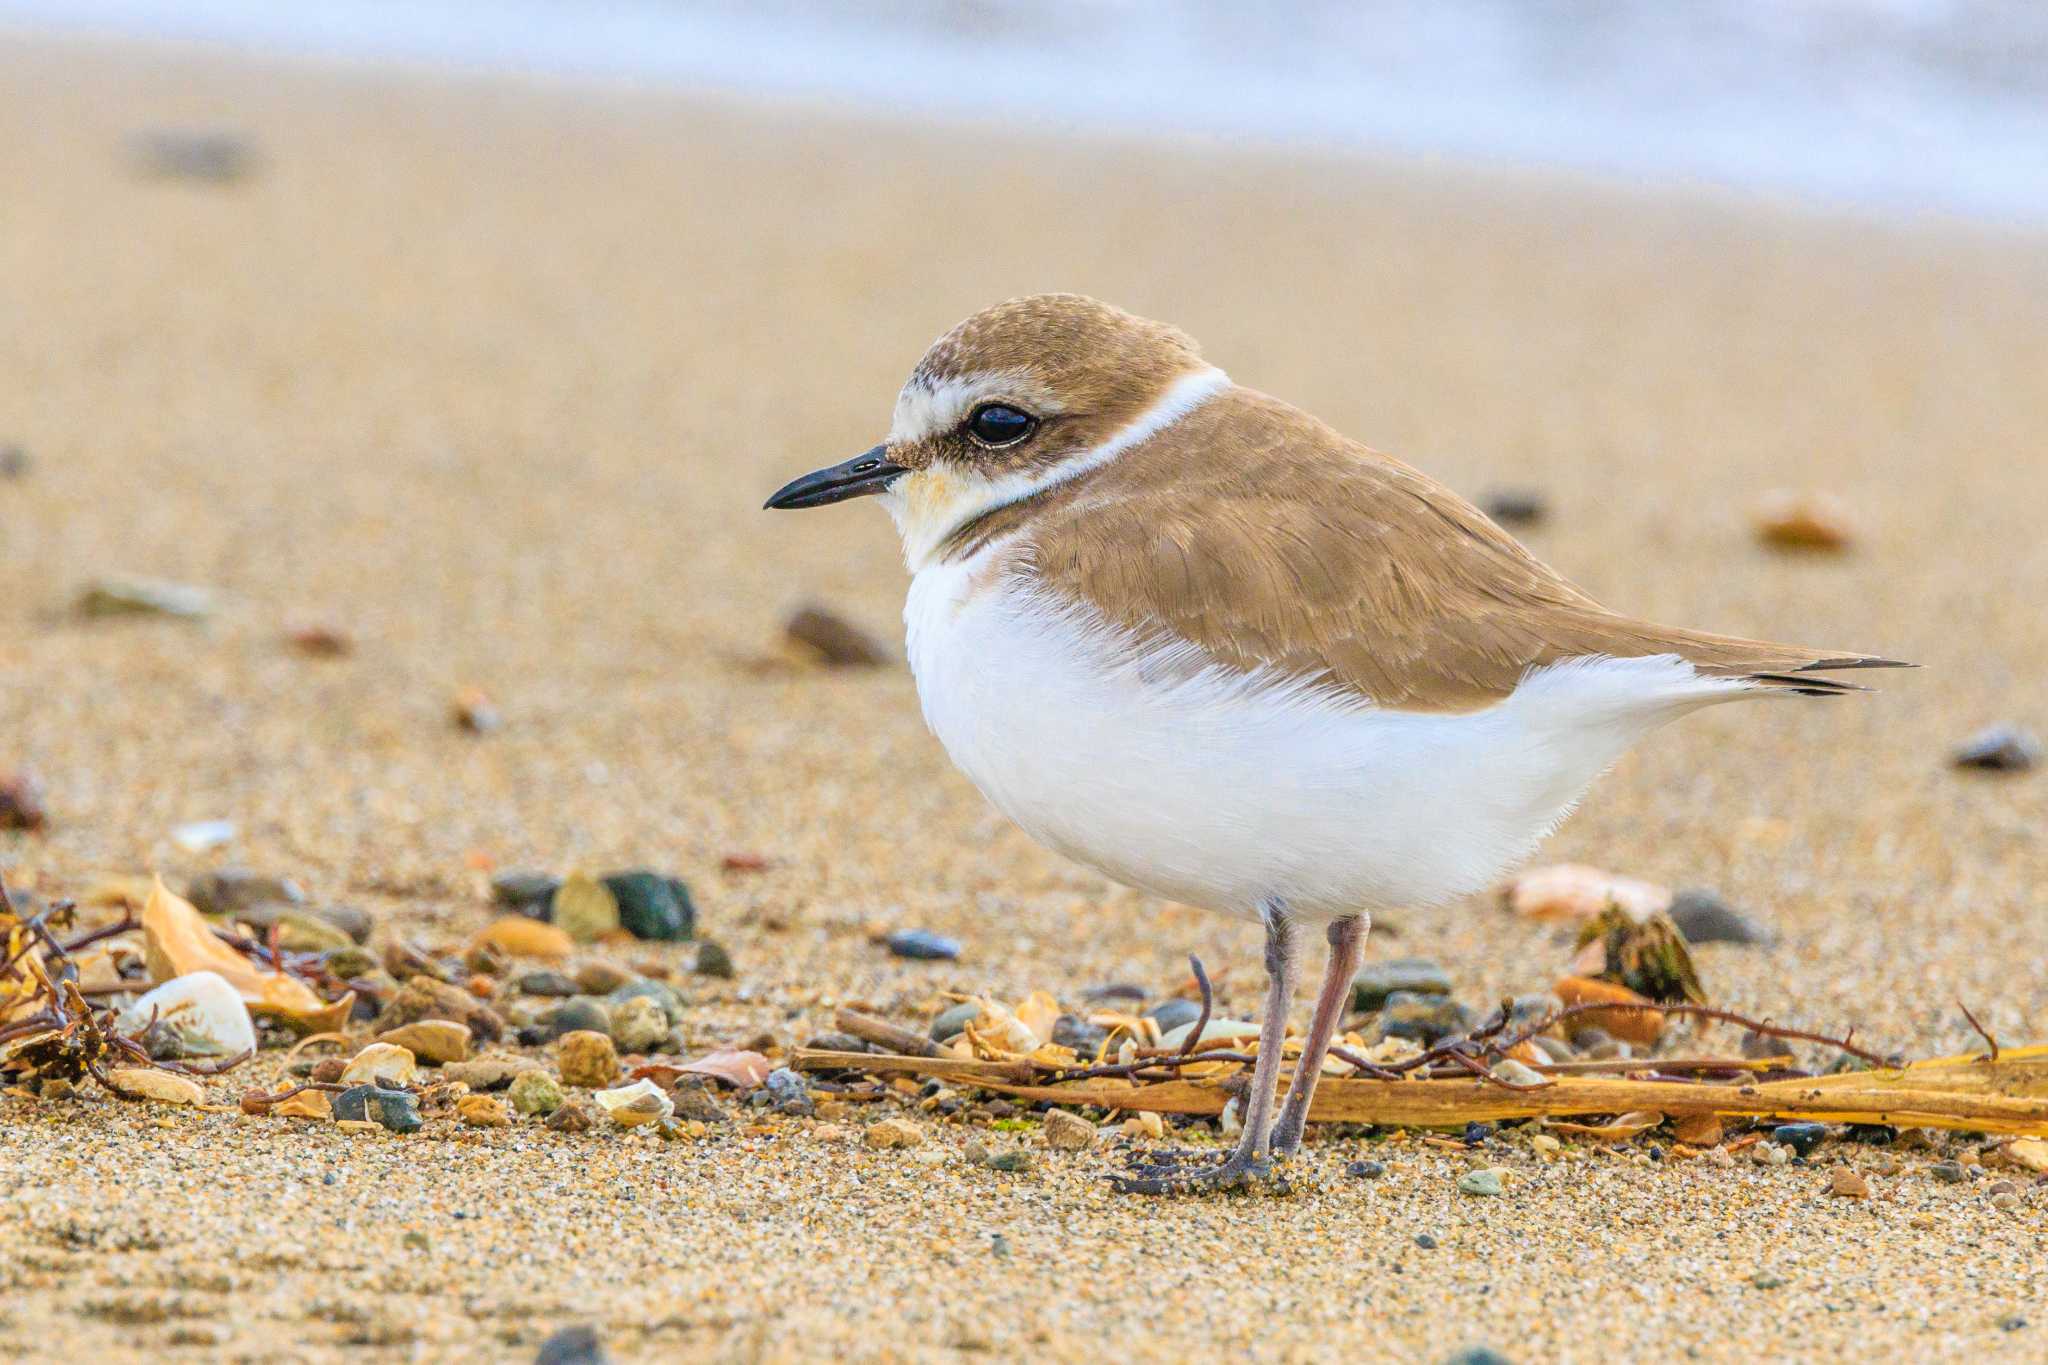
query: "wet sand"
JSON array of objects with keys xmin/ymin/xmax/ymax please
[{"xmin": 0, "ymin": 36, "xmax": 2044, "ymax": 1364}]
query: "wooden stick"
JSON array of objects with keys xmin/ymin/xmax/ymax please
[
  {"xmin": 792, "ymin": 1048, "xmax": 1029, "ymax": 1082},
  {"xmin": 831, "ymin": 1010, "xmax": 941, "ymax": 1059}
]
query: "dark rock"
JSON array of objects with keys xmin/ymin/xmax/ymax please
[
  {"xmin": 607, "ymin": 980, "xmax": 684, "ymax": 1025},
  {"xmin": 1846, "ymin": 1124, "xmax": 1897, "ymax": 1145},
  {"xmin": 236, "ymin": 901, "xmax": 371, "ymax": 945},
  {"xmin": 545, "ymin": 1099, "xmax": 595, "ymax": 1133},
  {"xmin": 185, "ymin": 869, "xmax": 304, "ymax": 918},
  {"xmin": 1478, "ymin": 486, "xmax": 1547, "ymax": 527},
  {"xmin": 1773, "ymin": 1122, "xmax": 1829, "ymax": 1157},
  {"xmin": 930, "ymin": 1001, "xmax": 980, "ymax": 1042},
  {"xmin": 669, "ymin": 1077, "xmax": 728, "ymax": 1123},
  {"xmin": 541, "ymin": 998, "xmax": 611, "ymax": 1041},
  {"xmin": 1347, "ymin": 1160, "xmax": 1386, "ymax": 1180},
  {"xmin": 334, "ymin": 1085, "xmax": 421, "ymax": 1134},
  {"xmin": 1507, "ymin": 993, "xmax": 1564, "ymax": 1031},
  {"xmin": 1412, "ymin": 1231, "xmax": 1437, "ymax": 1249},
  {"xmin": 1082, "ymin": 982, "xmax": 1146, "ymax": 1005},
  {"xmin": 574, "ymin": 962, "xmax": 633, "ymax": 995},
  {"xmin": 383, "ymin": 938, "xmax": 457, "ymax": 984},
  {"xmin": 1668, "ymin": 889, "xmax": 1774, "ymax": 946},
  {"xmin": 0, "ymin": 769, "xmax": 47, "ymax": 831},
  {"xmin": 1998, "ymin": 1315, "xmax": 2027, "ymax": 1333},
  {"xmin": 373, "ymin": 977, "xmax": 504, "ymax": 1043},
  {"xmin": 762, "ymin": 1067, "xmax": 814, "ymax": 1117},
  {"xmin": 131, "ymin": 128, "xmax": 258, "ymax": 182},
  {"xmin": 492, "ymin": 871, "xmax": 561, "ymax": 916},
  {"xmin": 886, "ymin": 929, "xmax": 960, "ymax": 961},
  {"xmin": 519, "ymin": 970, "xmax": 579, "ymax": 997},
  {"xmin": 693, "ymin": 940, "xmax": 735, "ymax": 979},
  {"xmin": 784, "ymin": 603, "xmax": 890, "ymax": 666},
  {"xmin": 534, "ymin": 1324, "xmax": 607, "ymax": 1365},
  {"xmin": 1377, "ymin": 991, "xmax": 1473, "ymax": 1044},
  {"xmin": 1463, "ymin": 1122, "xmax": 1494, "ymax": 1146},
  {"xmin": 987, "ymin": 1150, "xmax": 1036, "ymax": 1173},
  {"xmin": 1931, "ymin": 1160, "xmax": 1970, "ymax": 1183},
  {"xmin": 0, "ymin": 445, "xmax": 28, "ymax": 479},
  {"xmin": 602, "ymin": 871, "xmax": 695, "ymax": 942},
  {"xmin": 1441, "ymin": 1350, "xmax": 1513, "ymax": 1365},
  {"xmin": 1953, "ymin": 725, "xmax": 2041, "ymax": 773},
  {"xmin": 321, "ymin": 946, "xmax": 379, "ymax": 980},
  {"xmin": 1351, "ymin": 958, "xmax": 1453, "ymax": 1012},
  {"xmin": 1051, "ymin": 1014, "xmax": 1108, "ymax": 1054},
  {"xmin": 1144, "ymin": 998, "xmax": 1203, "ymax": 1034}
]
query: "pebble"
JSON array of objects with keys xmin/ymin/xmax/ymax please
[
  {"xmin": 0, "ymin": 444, "xmax": 28, "ymax": 479},
  {"xmin": 865, "ymin": 1117, "xmax": 925, "ymax": 1149},
  {"xmin": 1377, "ymin": 991, "xmax": 1473, "ymax": 1044},
  {"xmin": 1528, "ymin": 1134, "xmax": 1562, "ymax": 1157},
  {"xmin": 185, "ymin": 868, "xmax": 304, "ymax": 917},
  {"xmin": 103, "ymin": 1067, "xmax": 204, "ymax": 1106},
  {"xmin": 452, "ymin": 686, "xmax": 503, "ymax": 734},
  {"xmin": 669, "ymin": 1078, "xmax": 729, "ymax": 1124},
  {"xmin": 887, "ymin": 929, "xmax": 961, "ymax": 961},
  {"xmin": 0, "ymin": 769, "xmax": 47, "ymax": 831},
  {"xmin": 1752, "ymin": 489, "xmax": 1855, "ymax": 551},
  {"xmin": 491, "ymin": 870, "xmax": 561, "ymax": 914},
  {"xmin": 1490, "ymin": 1059, "xmax": 1545, "ymax": 1087},
  {"xmin": 544, "ymin": 1100, "xmax": 594, "ymax": 1133},
  {"xmin": 341, "ymin": 1043, "xmax": 419, "ymax": 1088},
  {"xmin": 608, "ymin": 996, "xmax": 670, "ymax": 1053},
  {"xmin": 1671, "ymin": 1114, "xmax": 1724, "ymax": 1148},
  {"xmin": 509, "ymin": 1070, "xmax": 566, "ymax": 1116},
  {"xmin": 470, "ymin": 917, "xmax": 575, "ymax": 962},
  {"xmin": 575, "ymin": 962, "xmax": 633, "ymax": 995},
  {"xmin": 1828, "ymin": 1169, "xmax": 1871, "ymax": 1198},
  {"xmin": 1990, "ymin": 1191, "xmax": 2020, "ymax": 1211},
  {"xmin": 334, "ymin": 1085, "xmax": 422, "ymax": 1134},
  {"xmin": 1441, "ymin": 1349, "xmax": 1512, "ymax": 1365},
  {"xmin": 1143, "ymin": 998, "xmax": 1203, "ymax": 1034},
  {"xmin": 130, "ymin": 127, "xmax": 258, "ymax": 181},
  {"xmin": 693, "ymin": 940, "xmax": 735, "ymax": 978},
  {"xmin": 1952, "ymin": 724, "xmax": 2041, "ymax": 773},
  {"xmin": 76, "ymin": 574, "xmax": 215, "ymax": 620},
  {"xmin": 1347, "ymin": 1160, "xmax": 1386, "ymax": 1180},
  {"xmin": 1412, "ymin": 1231, "xmax": 1437, "ymax": 1249},
  {"xmin": 984, "ymin": 1150, "xmax": 1036, "ymax": 1173},
  {"xmin": 1350, "ymin": 958, "xmax": 1453, "ymax": 1012},
  {"xmin": 1667, "ymin": 888, "xmax": 1774, "ymax": 946},
  {"xmin": 542, "ymin": 999, "xmax": 612, "ymax": 1041},
  {"xmin": 603, "ymin": 871, "xmax": 696, "ymax": 942},
  {"xmin": 557, "ymin": 1030, "xmax": 620, "ymax": 1088},
  {"xmin": 457, "ymin": 1094, "xmax": 511, "ymax": 1128},
  {"xmin": 1773, "ymin": 1122, "xmax": 1830, "ymax": 1158},
  {"xmin": 1158, "ymin": 1018, "xmax": 1261, "ymax": 1050},
  {"xmin": 442, "ymin": 1056, "xmax": 534, "ymax": 1091},
  {"xmin": 376, "ymin": 1020, "xmax": 472, "ymax": 1065},
  {"xmin": 373, "ymin": 977, "xmax": 505, "ymax": 1043},
  {"xmin": 1457, "ymin": 1169, "xmax": 1505, "ymax": 1197},
  {"xmin": 551, "ymin": 874, "xmax": 621, "ymax": 944},
  {"xmin": 1051, "ymin": 1014, "xmax": 1108, "ymax": 1054},
  {"xmin": 518, "ymin": 970, "xmax": 580, "ymax": 997},
  {"xmin": 1930, "ymin": 1160, "xmax": 1970, "ymax": 1183},
  {"xmin": 607, "ymin": 979, "xmax": 685, "ymax": 1025},
  {"xmin": 785, "ymin": 602, "xmax": 890, "ymax": 666},
  {"xmin": 1043, "ymin": 1110, "xmax": 1097, "ymax": 1151},
  {"xmin": 762, "ymin": 1068, "xmax": 815, "ymax": 1117},
  {"xmin": 534, "ymin": 1323, "xmax": 609, "ymax": 1365},
  {"xmin": 1751, "ymin": 1271, "xmax": 1788, "ymax": 1290},
  {"xmin": 1478, "ymin": 486, "xmax": 1546, "ymax": 527}
]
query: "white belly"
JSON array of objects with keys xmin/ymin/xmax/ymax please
[{"xmin": 903, "ymin": 552, "xmax": 1724, "ymax": 921}]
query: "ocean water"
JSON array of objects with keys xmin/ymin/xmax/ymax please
[{"xmin": 5, "ymin": 0, "xmax": 2047, "ymax": 225}]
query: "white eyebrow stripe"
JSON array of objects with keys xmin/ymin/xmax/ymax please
[{"xmin": 889, "ymin": 369, "xmax": 1035, "ymax": 445}]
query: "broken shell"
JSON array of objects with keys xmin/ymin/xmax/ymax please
[
  {"xmin": 340, "ymin": 1042, "xmax": 419, "ymax": 1088},
  {"xmin": 104, "ymin": 1067, "xmax": 205, "ymax": 1105},
  {"xmin": 141, "ymin": 878, "xmax": 355, "ymax": 1033},
  {"xmin": 274, "ymin": 1089, "xmax": 333, "ymax": 1120},
  {"xmin": 593, "ymin": 1077, "xmax": 674, "ymax": 1127},
  {"xmin": 115, "ymin": 971, "xmax": 257, "ymax": 1059},
  {"xmin": 1504, "ymin": 864, "xmax": 1671, "ymax": 923}
]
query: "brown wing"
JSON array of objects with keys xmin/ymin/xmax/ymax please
[{"xmin": 1012, "ymin": 387, "xmax": 1904, "ymax": 713}]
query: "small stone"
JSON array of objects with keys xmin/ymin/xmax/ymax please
[
  {"xmin": 1457, "ymin": 1169, "xmax": 1505, "ymax": 1197},
  {"xmin": 534, "ymin": 1323, "xmax": 609, "ymax": 1365},
  {"xmin": 340, "ymin": 1043, "xmax": 418, "ymax": 1088},
  {"xmin": 1846, "ymin": 1124, "xmax": 1898, "ymax": 1146},
  {"xmin": 693, "ymin": 940, "xmax": 735, "ymax": 978},
  {"xmin": 1753, "ymin": 489, "xmax": 1855, "ymax": 551},
  {"xmin": 545, "ymin": 1100, "xmax": 594, "ymax": 1133},
  {"xmin": 1930, "ymin": 1159, "xmax": 1970, "ymax": 1183},
  {"xmin": 0, "ymin": 444, "xmax": 28, "ymax": 479},
  {"xmin": 785, "ymin": 602, "xmax": 890, "ymax": 666},
  {"xmin": 1350, "ymin": 958, "xmax": 1453, "ymax": 1012},
  {"xmin": 542, "ymin": 998, "xmax": 612, "ymax": 1041},
  {"xmin": 668, "ymin": 1078, "xmax": 728, "ymax": 1123},
  {"xmin": 762, "ymin": 1067, "xmax": 814, "ymax": 1117},
  {"xmin": 1751, "ymin": 1271, "xmax": 1787, "ymax": 1290},
  {"xmin": 1441, "ymin": 1348, "xmax": 1512, "ymax": 1365},
  {"xmin": 452, "ymin": 686, "xmax": 503, "ymax": 734},
  {"xmin": 551, "ymin": 874, "xmax": 620, "ymax": 943},
  {"xmin": 886, "ymin": 929, "xmax": 960, "ymax": 961},
  {"xmin": 442, "ymin": 1056, "xmax": 534, "ymax": 1091},
  {"xmin": 1413, "ymin": 1232, "xmax": 1439, "ymax": 1250},
  {"xmin": 864, "ymin": 1117, "xmax": 925, "ymax": 1149},
  {"xmin": 1668, "ymin": 889, "xmax": 1775, "ymax": 946},
  {"xmin": 491, "ymin": 870, "xmax": 561, "ymax": 914},
  {"xmin": 103, "ymin": 1068, "xmax": 204, "ymax": 1106},
  {"xmin": 518, "ymin": 970, "xmax": 579, "ymax": 997},
  {"xmin": 373, "ymin": 977, "xmax": 504, "ymax": 1043},
  {"xmin": 602, "ymin": 871, "xmax": 695, "ymax": 942},
  {"xmin": 77, "ymin": 574, "xmax": 214, "ymax": 620},
  {"xmin": 1953, "ymin": 725, "xmax": 2041, "ymax": 773},
  {"xmin": 556, "ymin": 1030, "xmax": 620, "ymax": 1088},
  {"xmin": 1490, "ymin": 1059, "xmax": 1545, "ymax": 1087},
  {"xmin": 1828, "ymin": 1169, "xmax": 1871, "ymax": 1198},
  {"xmin": 1123, "ymin": 1111, "xmax": 1165, "ymax": 1141},
  {"xmin": 1985, "ymin": 1179, "xmax": 2017, "ymax": 1197},
  {"xmin": 1042, "ymin": 1110, "xmax": 1097, "ymax": 1151},
  {"xmin": 1990, "ymin": 1191, "xmax": 2020, "ymax": 1211},
  {"xmin": 470, "ymin": 916, "xmax": 575, "ymax": 962},
  {"xmin": 1773, "ymin": 1122, "xmax": 1830, "ymax": 1158},
  {"xmin": 606, "ymin": 979, "xmax": 685, "ymax": 1025},
  {"xmin": 1997, "ymin": 1315, "xmax": 2028, "ymax": 1333},
  {"xmin": 987, "ymin": 1150, "xmax": 1037, "ymax": 1173},
  {"xmin": 1478, "ymin": 486, "xmax": 1546, "ymax": 527},
  {"xmin": 1347, "ymin": 1160, "xmax": 1386, "ymax": 1179},
  {"xmin": 930, "ymin": 1001, "xmax": 981, "ymax": 1042},
  {"xmin": 334, "ymin": 1085, "xmax": 422, "ymax": 1134},
  {"xmin": 1529, "ymin": 1134, "xmax": 1562, "ymax": 1157},
  {"xmin": 1672, "ymin": 1114, "xmax": 1725, "ymax": 1148},
  {"xmin": 1051, "ymin": 1014, "xmax": 1108, "ymax": 1054},
  {"xmin": 375, "ymin": 1020, "xmax": 471, "ymax": 1066},
  {"xmin": 1377, "ymin": 991, "xmax": 1473, "ymax": 1044},
  {"xmin": 608, "ymin": 996, "xmax": 670, "ymax": 1053},
  {"xmin": 131, "ymin": 127, "xmax": 257, "ymax": 181},
  {"xmin": 1143, "ymin": 998, "xmax": 1203, "ymax": 1033},
  {"xmin": 457, "ymin": 1094, "xmax": 511, "ymax": 1128},
  {"xmin": 508, "ymin": 1070, "xmax": 566, "ymax": 1116},
  {"xmin": 0, "ymin": 770, "xmax": 49, "ymax": 831},
  {"xmin": 185, "ymin": 869, "xmax": 305, "ymax": 917},
  {"xmin": 574, "ymin": 961, "xmax": 633, "ymax": 995}
]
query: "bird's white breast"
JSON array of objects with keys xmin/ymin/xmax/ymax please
[{"xmin": 903, "ymin": 547, "xmax": 1733, "ymax": 920}]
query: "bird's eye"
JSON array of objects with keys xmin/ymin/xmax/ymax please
[{"xmin": 966, "ymin": 403, "xmax": 1036, "ymax": 448}]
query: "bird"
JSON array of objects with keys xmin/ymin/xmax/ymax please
[{"xmin": 764, "ymin": 293, "xmax": 1907, "ymax": 1193}]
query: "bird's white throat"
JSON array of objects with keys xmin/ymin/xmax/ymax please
[{"xmin": 881, "ymin": 365, "xmax": 1231, "ymax": 570}]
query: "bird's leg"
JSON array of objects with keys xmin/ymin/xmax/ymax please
[
  {"xmin": 1115, "ymin": 901, "xmax": 1300, "ymax": 1195},
  {"xmin": 1269, "ymin": 914, "xmax": 1368, "ymax": 1159}
]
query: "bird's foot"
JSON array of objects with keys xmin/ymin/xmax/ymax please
[{"xmin": 1110, "ymin": 1145, "xmax": 1292, "ymax": 1196}]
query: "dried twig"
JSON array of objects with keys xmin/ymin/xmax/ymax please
[
  {"xmin": 1177, "ymin": 955, "xmax": 1212, "ymax": 1059},
  {"xmin": 1959, "ymin": 1000, "xmax": 2001, "ymax": 1063}
]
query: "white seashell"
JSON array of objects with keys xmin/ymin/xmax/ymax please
[
  {"xmin": 593, "ymin": 1078, "xmax": 673, "ymax": 1127},
  {"xmin": 116, "ymin": 971, "xmax": 257, "ymax": 1058},
  {"xmin": 341, "ymin": 1042, "xmax": 419, "ymax": 1087},
  {"xmin": 1156, "ymin": 1018, "xmax": 1260, "ymax": 1051}
]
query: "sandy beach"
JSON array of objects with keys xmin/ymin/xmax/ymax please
[{"xmin": 1, "ymin": 35, "xmax": 2045, "ymax": 1362}]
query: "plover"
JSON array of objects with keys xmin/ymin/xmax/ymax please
[{"xmin": 766, "ymin": 294, "xmax": 1905, "ymax": 1192}]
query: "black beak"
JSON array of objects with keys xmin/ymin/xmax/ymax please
[{"xmin": 763, "ymin": 445, "xmax": 906, "ymax": 510}]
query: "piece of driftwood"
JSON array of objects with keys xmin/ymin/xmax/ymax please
[
  {"xmin": 833, "ymin": 1009, "xmax": 942, "ymax": 1059},
  {"xmin": 790, "ymin": 1045, "xmax": 2048, "ymax": 1136}
]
